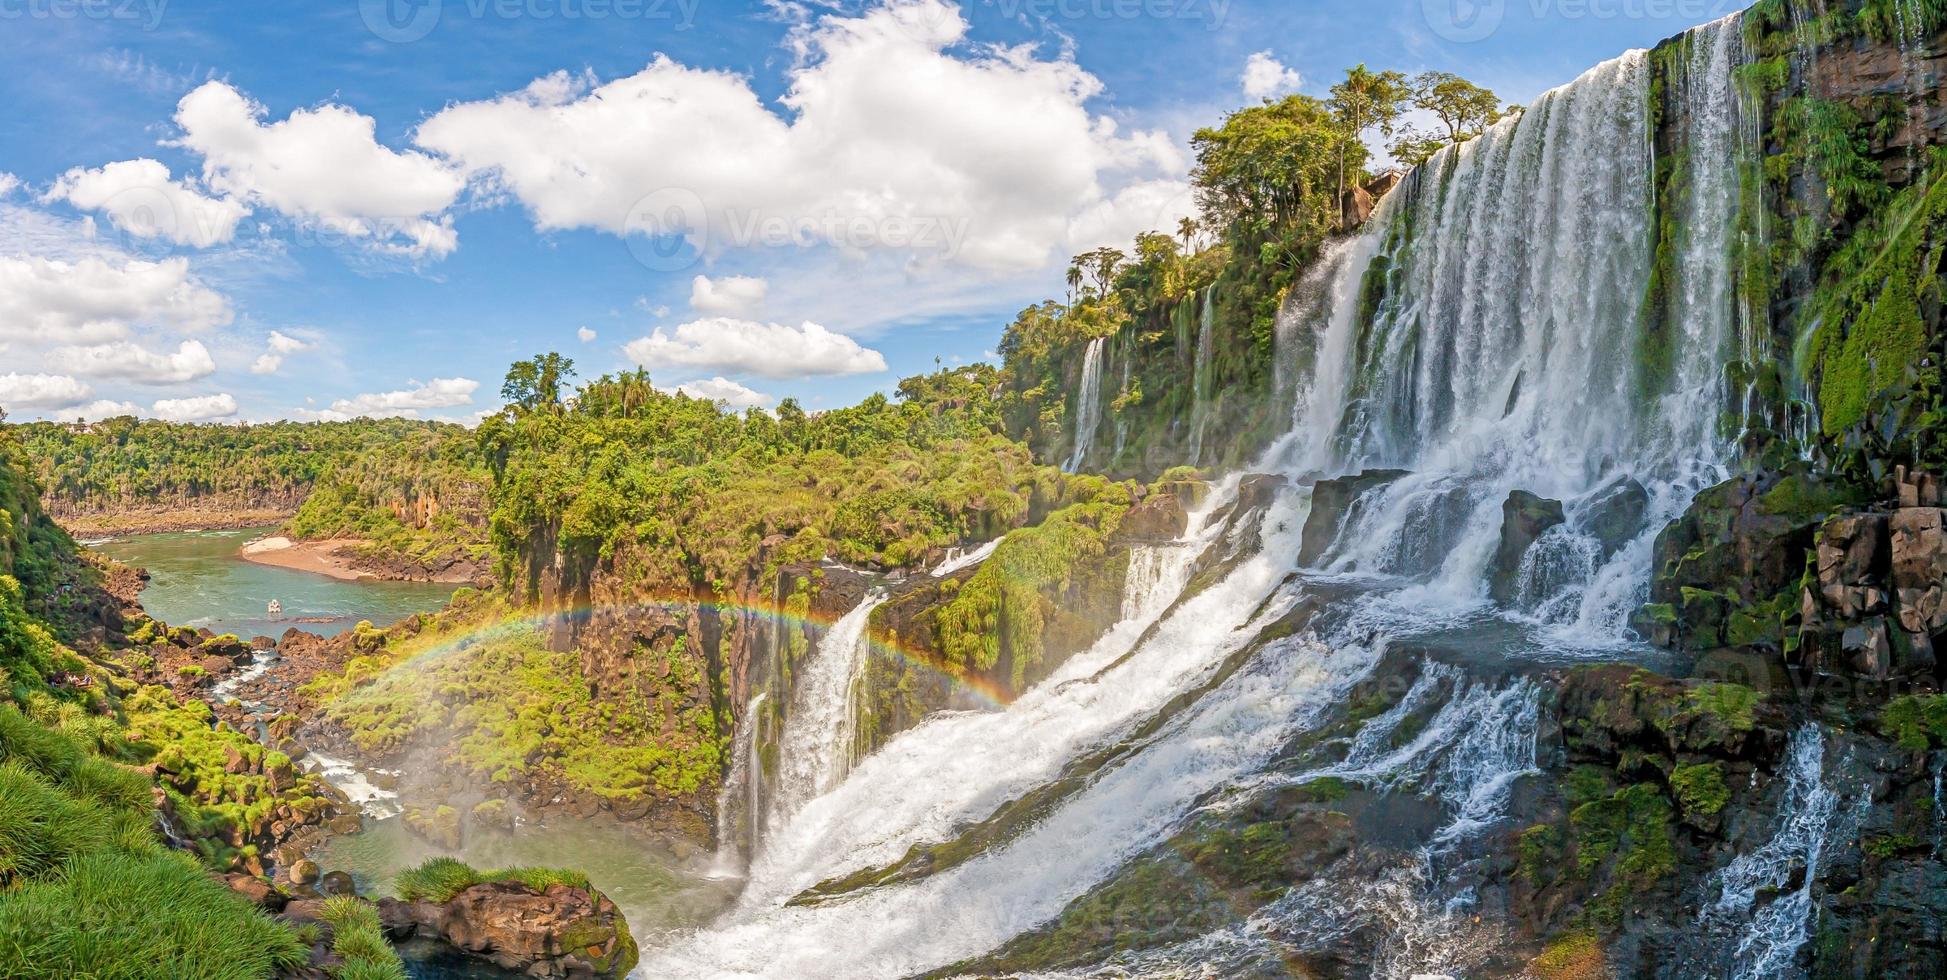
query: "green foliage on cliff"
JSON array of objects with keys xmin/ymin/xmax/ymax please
[
  {"xmin": 1802, "ymin": 152, "xmax": 1947, "ymax": 437},
  {"xmin": 935, "ymin": 479, "xmax": 1135, "ymax": 686},
  {"xmin": 310, "ymin": 610, "xmax": 722, "ymax": 803}
]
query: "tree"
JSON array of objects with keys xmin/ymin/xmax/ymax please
[
  {"xmin": 1191, "ymin": 94, "xmax": 1344, "ymax": 239},
  {"xmin": 1176, "ymin": 216, "xmax": 1199, "ymax": 252},
  {"xmin": 501, "ymin": 354, "xmax": 577, "ymax": 414},
  {"xmin": 1065, "ymin": 262, "xmax": 1083, "ymax": 307},
  {"xmin": 1411, "ymin": 71, "xmax": 1504, "ymax": 141},
  {"xmin": 1327, "ymin": 66, "xmax": 1410, "ymax": 208},
  {"xmin": 1389, "ymin": 73, "xmax": 1508, "ymax": 169}
]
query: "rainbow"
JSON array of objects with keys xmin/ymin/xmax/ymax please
[{"xmin": 353, "ymin": 593, "xmax": 1019, "ymax": 711}]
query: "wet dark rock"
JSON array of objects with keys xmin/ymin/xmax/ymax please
[
  {"xmin": 1490, "ymin": 491, "xmax": 1565, "ymax": 604},
  {"xmin": 1300, "ymin": 469, "xmax": 1407, "ymax": 566},
  {"xmin": 1583, "ymin": 477, "xmax": 1649, "ymax": 557}
]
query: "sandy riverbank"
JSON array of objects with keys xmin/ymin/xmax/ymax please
[
  {"xmin": 239, "ymin": 535, "xmax": 483, "ymax": 585},
  {"xmin": 239, "ymin": 536, "xmax": 371, "ymax": 581}
]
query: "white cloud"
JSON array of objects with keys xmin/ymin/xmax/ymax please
[
  {"xmin": 73, "ymin": 399, "xmax": 142, "ymax": 419},
  {"xmin": 152, "ymin": 392, "xmax": 238, "ymax": 421},
  {"xmin": 1063, "ymin": 178, "xmax": 1197, "ymax": 257},
  {"xmin": 577, "ymin": 325, "xmax": 597, "ymax": 343},
  {"xmin": 0, "ymin": 255, "xmax": 232, "ymax": 343},
  {"xmin": 306, "ymin": 377, "xmax": 480, "ymax": 421},
  {"xmin": 0, "ymin": 373, "xmax": 92, "ymax": 410},
  {"xmin": 1241, "ymin": 52, "xmax": 1303, "ymax": 100},
  {"xmin": 623, "ymin": 318, "xmax": 887, "ymax": 379},
  {"xmin": 0, "ymin": 174, "xmax": 19, "ymax": 198},
  {"xmin": 689, "ymin": 274, "xmax": 768, "ymax": 316},
  {"xmin": 414, "ymin": 0, "xmax": 1181, "ymax": 274},
  {"xmin": 46, "ymin": 339, "xmax": 217, "ymax": 383},
  {"xmin": 669, "ymin": 376, "xmax": 773, "ymax": 409},
  {"xmin": 172, "ymin": 81, "xmax": 464, "ymax": 257},
  {"xmin": 251, "ymin": 329, "xmax": 316, "ymax": 374},
  {"xmin": 46, "ymin": 159, "xmax": 251, "ymax": 248},
  {"xmin": 267, "ymin": 329, "xmax": 312, "ymax": 354}
]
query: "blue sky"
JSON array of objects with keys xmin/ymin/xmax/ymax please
[{"xmin": 0, "ymin": 0, "xmax": 1750, "ymax": 423}]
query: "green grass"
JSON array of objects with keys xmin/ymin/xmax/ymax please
[
  {"xmin": 393, "ymin": 856, "xmax": 592, "ymax": 904},
  {"xmin": 0, "ymin": 850, "xmax": 308, "ymax": 979},
  {"xmin": 316, "ymin": 896, "xmax": 408, "ymax": 980}
]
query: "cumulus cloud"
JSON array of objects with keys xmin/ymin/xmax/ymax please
[
  {"xmin": 172, "ymin": 82, "xmax": 464, "ymax": 257},
  {"xmin": 46, "ymin": 159, "xmax": 251, "ymax": 248},
  {"xmin": 0, "ymin": 174, "xmax": 19, "ymax": 198},
  {"xmin": 669, "ymin": 376, "xmax": 773, "ymax": 409},
  {"xmin": 152, "ymin": 392, "xmax": 238, "ymax": 421},
  {"xmin": 0, "ymin": 255, "xmax": 232, "ymax": 343},
  {"xmin": 73, "ymin": 399, "xmax": 143, "ymax": 419},
  {"xmin": 1241, "ymin": 52, "xmax": 1303, "ymax": 100},
  {"xmin": 623, "ymin": 318, "xmax": 887, "ymax": 379},
  {"xmin": 46, "ymin": 339, "xmax": 217, "ymax": 383},
  {"xmin": 689, "ymin": 275, "xmax": 768, "ymax": 316},
  {"xmin": 577, "ymin": 326, "xmax": 597, "ymax": 343},
  {"xmin": 0, "ymin": 373, "xmax": 92, "ymax": 410},
  {"xmin": 1063, "ymin": 178, "xmax": 1197, "ymax": 257},
  {"xmin": 305, "ymin": 377, "xmax": 480, "ymax": 421},
  {"xmin": 414, "ymin": 0, "xmax": 1181, "ymax": 274},
  {"xmin": 251, "ymin": 329, "xmax": 316, "ymax": 374}
]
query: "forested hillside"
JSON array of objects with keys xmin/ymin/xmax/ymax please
[{"xmin": 16, "ymin": 417, "xmax": 489, "ymax": 574}]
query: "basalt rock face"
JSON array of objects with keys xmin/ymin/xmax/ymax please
[
  {"xmin": 382, "ymin": 882, "xmax": 639, "ymax": 980},
  {"xmin": 1637, "ymin": 463, "xmax": 1867, "ymax": 651},
  {"xmin": 1794, "ymin": 471, "xmax": 1947, "ymax": 684}
]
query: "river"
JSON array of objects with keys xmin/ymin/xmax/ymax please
[{"xmin": 91, "ymin": 528, "xmax": 456, "ymax": 638}]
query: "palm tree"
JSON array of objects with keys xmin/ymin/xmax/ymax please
[
  {"xmin": 1065, "ymin": 262, "xmax": 1084, "ymax": 307},
  {"xmin": 1177, "ymin": 216, "xmax": 1198, "ymax": 252}
]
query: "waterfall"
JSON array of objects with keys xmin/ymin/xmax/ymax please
[
  {"xmin": 1700, "ymin": 725, "xmax": 1863, "ymax": 980},
  {"xmin": 768, "ymin": 594, "xmax": 887, "ymax": 826},
  {"xmin": 1185, "ymin": 287, "xmax": 1216, "ymax": 465},
  {"xmin": 1120, "ymin": 544, "xmax": 1194, "ymax": 621},
  {"xmin": 1272, "ymin": 237, "xmax": 1365, "ymax": 424},
  {"xmin": 710, "ymin": 693, "xmax": 769, "ymax": 875},
  {"xmin": 931, "ymin": 539, "xmax": 1000, "ymax": 578},
  {"xmin": 1112, "ymin": 335, "xmax": 1134, "ymax": 458},
  {"xmin": 1934, "ymin": 753, "xmax": 1946, "ymax": 858},
  {"xmin": 1277, "ymin": 17, "xmax": 1748, "ymax": 642},
  {"xmin": 635, "ymin": 17, "xmax": 1759, "ymax": 979},
  {"xmin": 1065, "ymin": 337, "xmax": 1107, "ymax": 473}
]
